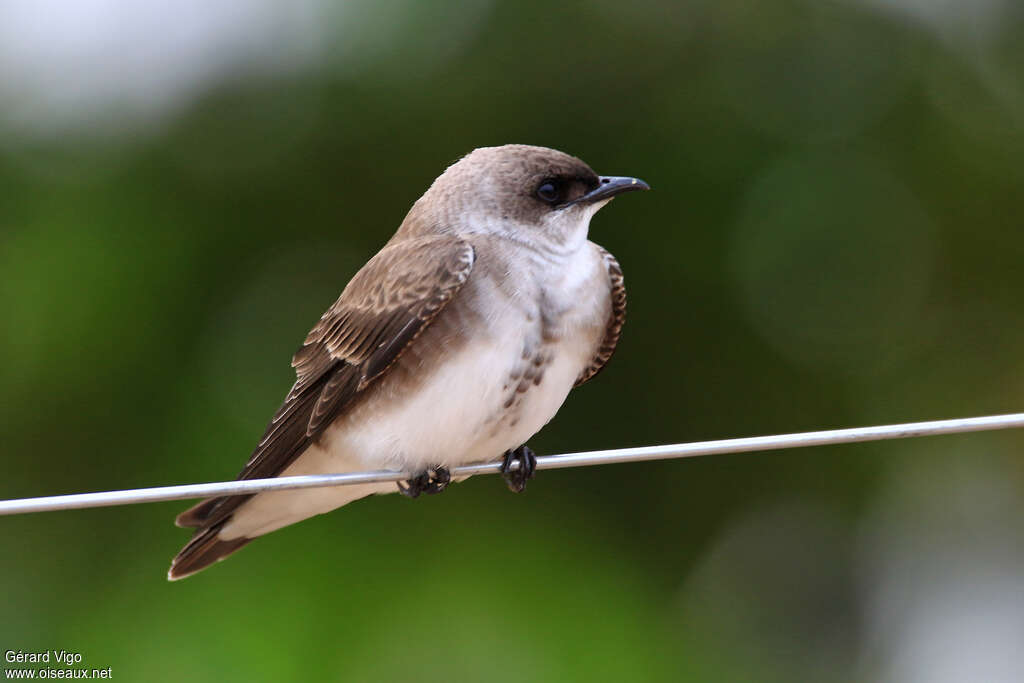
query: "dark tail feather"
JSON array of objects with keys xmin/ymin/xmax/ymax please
[
  {"xmin": 175, "ymin": 497, "xmax": 224, "ymax": 528},
  {"xmin": 167, "ymin": 521, "xmax": 252, "ymax": 581}
]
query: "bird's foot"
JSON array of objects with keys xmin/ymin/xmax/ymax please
[
  {"xmin": 398, "ymin": 467, "xmax": 451, "ymax": 499},
  {"xmin": 500, "ymin": 445, "xmax": 537, "ymax": 493}
]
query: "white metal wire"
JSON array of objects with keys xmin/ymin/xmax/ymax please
[{"xmin": 2, "ymin": 412, "xmax": 1023, "ymax": 516}]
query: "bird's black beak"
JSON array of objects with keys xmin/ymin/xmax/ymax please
[{"xmin": 568, "ymin": 176, "xmax": 651, "ymax": 207}]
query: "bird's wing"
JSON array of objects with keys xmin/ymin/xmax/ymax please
[
  {"xmin": 575, "ymin": 245, "xmax": 626, "ymax": 387},
  {"xmin": 175, "ymin": 235, "xmax": 475, "ymax": 531}
]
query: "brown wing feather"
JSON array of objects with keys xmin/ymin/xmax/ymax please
[
  {"xmin": 575, "ymin": 245, "xmax": 626, "ymax": 387},
  {"xmin": 173, "ymin": 236, "xmax": 475, "ymax": 535}
]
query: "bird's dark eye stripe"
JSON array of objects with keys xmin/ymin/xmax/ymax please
[{"xmin": 535, "ymin": 174, "xmax": 600, "ymax": 205}]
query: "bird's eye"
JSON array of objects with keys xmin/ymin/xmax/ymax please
[{"xmin": 536, "ymin": 180, "xmax": 561, "ymax": 204}]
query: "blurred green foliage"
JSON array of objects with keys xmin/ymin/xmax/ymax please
[{"xmin": 3, "ymin": 0, "xmax": 1024, "ymax": 680}]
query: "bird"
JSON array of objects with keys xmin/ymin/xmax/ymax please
[{"xmin": 168, "ymin": 144, "xmax": 649, "ymax": 580}]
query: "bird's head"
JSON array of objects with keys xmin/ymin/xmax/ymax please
[{"xmin": 401, "ymin": 144, "xmax": 649, "ymax": 253}]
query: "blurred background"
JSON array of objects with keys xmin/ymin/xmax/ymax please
[{"xmin": 2, "ymin": 0, "xmax": 1024, "ymax": 680}]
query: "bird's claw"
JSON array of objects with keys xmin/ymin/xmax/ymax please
[
  {"xmin": 398, "ymin": 467, "xmax": 451, "ymax": 499},
  {"xmin": 500, "ymin": 445, "xmax": 537, "ymax": 493}
]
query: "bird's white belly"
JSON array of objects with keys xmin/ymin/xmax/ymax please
[{"xmin": 331, "ymin": 321, "xmax": 587, "ymax": 472}]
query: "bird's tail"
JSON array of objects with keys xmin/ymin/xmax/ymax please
[
  {"xmin": 167, "ymin": 517, "xmax": 252, "ymax": 581},
  {"xmin": 168, "ymin": 462, "xmax": 396, "ymax": 580},
  {"xmin": 174, "ymin": 497, "xmax": 222, "ymax": 528}
]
